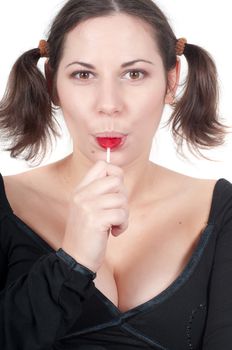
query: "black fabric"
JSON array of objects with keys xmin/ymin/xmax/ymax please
[
  {"xmin": 56, "ymin": 248, "xmax": 97, "ymax": 280},
  {"xmin": 0, "ymin": 172, "xmax": 232, "ymax": 349}
]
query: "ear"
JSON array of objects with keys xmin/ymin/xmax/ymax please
[
  {"xmin": 164, "ymin": 58, "xmax": 181, "ymax": 104},
  {"xmin": 44, "ymin": 60, "xmax": 60, "ymax": 106}
]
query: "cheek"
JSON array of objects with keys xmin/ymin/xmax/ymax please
[
  {"xmin": 133, "ymin": 83, "xmax": 166, "ymax": 133},
  {"xmin": 56, "ymin": 77, "xmax": 88, "ymax": 127},
  {"xmin": 55, "ymin": 86, "xmax": 85, "ymax": 140}
]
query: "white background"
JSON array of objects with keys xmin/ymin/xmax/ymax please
[{"xmin": 0, "ymin": 0, "xmax": 231, "ymax": 179}]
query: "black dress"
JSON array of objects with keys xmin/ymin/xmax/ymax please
[{"xmin": 1, "ymin": 173, "xmax": 232, "ymax": 350}]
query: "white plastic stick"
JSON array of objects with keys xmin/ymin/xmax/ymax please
[
  {"xmin": 106, "ymin": 147, "xmax": 111, "ymax": 163},
  {"xmin": 106, "ymin": 147, "xmax": 112, "ymax": 235}
]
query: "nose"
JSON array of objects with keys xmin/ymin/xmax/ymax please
[{"xmin": 96, "ymin": 79, "xmax": 123, "ymax": 117}]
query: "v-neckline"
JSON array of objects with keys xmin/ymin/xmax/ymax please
[
  {"xmin": 0, "ymin": 173, "xmax": 222, "ymax": 317},
  {"xmin": 93, "ymin": 223, "xmax": 214, "ymax": 318}
]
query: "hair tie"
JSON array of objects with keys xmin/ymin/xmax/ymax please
[
  {"xmin": 38, "ymin": 39, "xmax": 49, "ymax": 58},
  {"xmin": 176, "ymin": 38, "xmax": 187, "ymax": 56}
]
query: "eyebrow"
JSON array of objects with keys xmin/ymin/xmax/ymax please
[{"xmin": 65, "ymin": 59, "xmax": 154, "ymax": 69}]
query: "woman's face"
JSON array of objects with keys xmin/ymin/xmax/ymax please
[{"xmin": 55, "ymin": 13, "xmax": 177, "ymax": 166}]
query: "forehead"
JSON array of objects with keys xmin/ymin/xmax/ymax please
[{"xmin": 62, "ymin": 13, "xmax": 159, "ymax": 60}]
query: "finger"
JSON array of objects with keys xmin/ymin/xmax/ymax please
[
  {"xmin": 111, "ymin": 220, "xmax": 129, "ymax": 236},
  {"xmin": 88, "ymin": 175, "xmax": 125, "ymax": 196},
  {"xmin": 99, "ymin": 193, "xmax": 128, "ymax": 209},
  {"xmin": 77, "ymin": 160, "xmax": 107, "ymax": 189},
  {"xmin": 104, "ymin": 208, "xmax": 129, "ymax": 227},
  {"xmin": 106, "ymin": 163, "xmax": 124, "ymax": 180}
]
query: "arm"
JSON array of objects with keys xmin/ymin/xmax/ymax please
[
  {"xmin": 0, "ymin": 248, "xmax": 96, "ymax": 350},
  {"xmin": 202, "ymin": 205, "xmax": 232, "ymax": 349}
]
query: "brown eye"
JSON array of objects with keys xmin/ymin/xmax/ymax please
[
  {"xmin": 124, "ymin": 70, "xmax": 146, "ymax": 80},
  {"xmin": 78, "ymin": 72, "xmax": 90, "ymax": 79},
  {"xmin": 130, "ymin": 71, "xmax": 140, "ymax": 79},
  {"xmin": 71, "ymin": 71, "xmax": 94, "ymax": 80}
]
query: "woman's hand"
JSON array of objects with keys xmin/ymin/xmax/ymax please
[{"xmin": 61, "ymin": 160, "xmax": 129, "ymax": 272}]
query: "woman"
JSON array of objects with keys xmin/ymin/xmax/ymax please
[{"xmin": 0, "ymin": 0, "xmax": 231, "ymax": 349}]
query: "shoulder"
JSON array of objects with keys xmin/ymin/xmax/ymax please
[
  {"xmin": 0, "ymin": 164, "xmax": 55, "ymax": 215},
  {"xmin": 150, "ymin": 163, "xmax": 230, "ymax": 225},
  {"xmin": 152, "ymin": 162, "xmax": 232, "ymax": 201},
  {"xmin": 150, "ymin": 162, "xmax": 219, "ymax": 198},
  {"xmin": 1, "ymin": 157, "xmax": 70, "ymax": 216},
  {"xmin": 2, "ymin": 160, "xmax": 57, "ymax": 194}
]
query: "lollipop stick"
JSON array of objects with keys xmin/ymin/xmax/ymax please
[
  {"xmin": 106, "ymin": 147, "xmax": 112, "ymax": 234},
  {"xmin": 106, "ymin": 147, "xmax": 111, "ymax": 163}
]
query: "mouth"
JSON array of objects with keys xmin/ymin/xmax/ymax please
[{"xmin": 94, "ymin": 132, "xmax": 128, "ymax": 150}]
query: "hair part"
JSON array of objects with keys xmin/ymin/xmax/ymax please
[{"xmin": 0, "ymin": 0, "xmax": 226, "ymax": 164}]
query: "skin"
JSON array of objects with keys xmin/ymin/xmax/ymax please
[{"xmin": 46, "ymin": 13, "xmax": 180, "ymax": 207}]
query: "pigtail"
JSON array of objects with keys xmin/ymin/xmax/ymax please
[
  {"xmin": 169, "ymin": 43, "xmax": 226, "ymax": 156},
  {"xmin": 0, "ymin": 48, "xmax": 61, "ymax": 164}
]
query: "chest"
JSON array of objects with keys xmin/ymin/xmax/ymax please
[
  {"xmin": 19, "ymin": 203, "xmax": 205, "ymax": 313},
  {"xmin": 96, "ymin": 212, "xmax": 205, "ymax": 312},
  {"xmin": 6, "ymin": 181, "xmax": 208, "ymax": 314}
]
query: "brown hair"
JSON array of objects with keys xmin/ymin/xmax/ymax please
[{"xmin": 0, "ymin": 0, "xmax": 226, "ymax": 165}]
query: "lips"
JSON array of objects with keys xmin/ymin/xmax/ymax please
[
  {"xmin": 96, "ymin": 137, "xmax": 123, "ymax": 149},
  {"xmin": 94, "ymin": 132, "xmax": 127, "ymax": 150}
]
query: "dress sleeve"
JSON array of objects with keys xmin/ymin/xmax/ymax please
[
  {"xmin": 202, "ymin": 201, "xmax": 232, "ymax": 349},
  {"xmin": 0, "ymin": 247, "xmax": 96, "ymax": 350}
]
